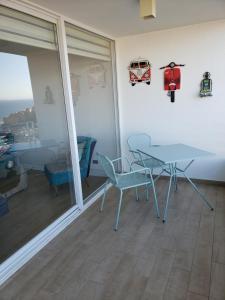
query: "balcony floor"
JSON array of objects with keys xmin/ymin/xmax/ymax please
[
  {"xmin": 1, "ymin": 178, "xmax": 225, "ymax": 300},
  {"xmin": 0, "ymin": 171, "xmax": 106, "ymax": 263}
]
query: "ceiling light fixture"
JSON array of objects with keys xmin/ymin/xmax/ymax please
[{"xmin": 140, "ymin": 0, "xmax": 156, "ymax": 19}]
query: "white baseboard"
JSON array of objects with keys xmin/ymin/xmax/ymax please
[{"xmin": 0, "ymin": 183, "xmax": 111, "ymax": 286}]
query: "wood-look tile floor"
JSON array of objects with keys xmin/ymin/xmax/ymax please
[
  {"xmin": 0, "ymin": 171, "xmax": 106, "ymax": 262},
  {"xmin": 0, "ymin": 178, "xmax": 225, "ymax": 300}
]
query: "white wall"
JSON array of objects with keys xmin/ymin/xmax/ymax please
[{"xmin": 116, "ymin": 20, "xmax": 225, "ymax": 181}]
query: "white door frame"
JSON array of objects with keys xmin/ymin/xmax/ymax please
[{"xmin": 56, "ymin": 16, "xmax": 84, "ymax": 210}]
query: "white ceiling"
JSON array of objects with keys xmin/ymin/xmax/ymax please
[{"xmin": 30, "ymin": 0, "xmax": 225, "ymax": 37}]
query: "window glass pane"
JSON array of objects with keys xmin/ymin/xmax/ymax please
[
  {"xmin": 140, "ymin": 61, "xmax": 148, "ymax": 68},
  {"xmin": 66, "ymin": 22, "xmax": 118, "ymax": 202},
  {"xmin": 0, "ymin": 6, "xmax": 76, "ymax": 262},
  {"xmin": 131, "ymin": 62, "xmax": 139, "ymax": 68},
  {"xmin": 0, "ymin": 5, "xmax": 56, "ymax": 50},
  {"xmin": 66, "ymin": 23, "xmax": 111, "ymax": 61}
]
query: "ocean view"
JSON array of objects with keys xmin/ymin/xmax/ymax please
[{"xmin": 0, "ymin": 99, "xmax": 33, "ymax": 121}]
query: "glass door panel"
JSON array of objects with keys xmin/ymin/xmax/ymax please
[
  {"xmin": 0, "ymin": 6, "xmax": 76, "ymax": 262},
  {"xmin": 66, "ymin": 23, "xmax": 118, "ymax": 201}
]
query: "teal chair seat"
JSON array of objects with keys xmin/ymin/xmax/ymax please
[{"xmin": 97, "ymin": 153, "xmax": 160, "ymax": 231}]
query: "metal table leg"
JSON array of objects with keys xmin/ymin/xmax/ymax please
[
  {"xmin": 3, "ymin": 163, "xmax": 27, "ymax": 198},
  {"xmin": 176, "ymin": 161, "xmax": 214, "ymax": 210},
  {"xmin": 162, "ymin": 161, "xmax": 214, "ymax": 223},
  {"xmin": 173, "ymin": 163, "xmax": 178, "ymax": 191},
  {"xmin": 183, "ymin": 173, "xmax": 214, "ymax": 210},
  {"xmin": 163, "ymin": 163, "xmax": 175, "ymax": 222}
]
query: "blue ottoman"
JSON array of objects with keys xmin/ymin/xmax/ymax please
[
  {"xmin": 44, "ymin": 136, "xmax": 97, "ymax": 194},
  {"xmin": 44, "ymin": 161, "xmax": 73, "ymax": 188}
]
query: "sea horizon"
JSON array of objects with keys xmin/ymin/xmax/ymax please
[{"xmin": 0, "ymin": 99, "xmax": 34, "ymax": 120}]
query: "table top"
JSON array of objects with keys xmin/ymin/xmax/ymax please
[
  {"xmin": 138, "ymin": 143, "xmax": 214, "ymax": 164},
  {"xmin": 10, "ymin": 142, "xmax": 42, "ymax": 152}
]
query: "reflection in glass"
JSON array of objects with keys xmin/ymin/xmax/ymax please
[
  {"xmin": 0, "ymin": 53, "xmax": 37, "ymax": 144},
  {"xmin": 0, "ymin": 6, "xmax": 76, "ymax": 262},
  {"xmin": 66, "ymin": 23, "xmax": 118, "ymax": 201}
]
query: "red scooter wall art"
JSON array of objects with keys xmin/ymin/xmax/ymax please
[{"xmin": 160, "ymin": 62, "xmax": 185, "ymax": 103}]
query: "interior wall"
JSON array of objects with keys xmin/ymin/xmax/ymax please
[
  {"xmin": 116, "ymin": 20, "xmax": 225, "ymax": 181},
  {"xmin": 68, "ymin": 55, "xmax": 117, "ymax": 176}
]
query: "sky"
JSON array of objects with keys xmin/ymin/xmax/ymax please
[{"xmin": 0, "ymin": 52, "xmax": 33, "ymax": 101}]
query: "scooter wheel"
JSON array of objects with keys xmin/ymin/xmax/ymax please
[
  {"xmin": 146, "ymin": 81, "xmax": 150, "ymax": 85},
  {"xmin": 131, "ymin": 83, "xmax": 136, "ymax": 86}
]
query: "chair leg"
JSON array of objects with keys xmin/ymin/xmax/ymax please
[
  {"xmin": 53, "ymin": 185, "xmax": 58, "ymax": 196},
  {"xmin": 84, "ymin": 178, "xmax": 89, "ymax": 187},
  {"xmin": 114, "ymin": 190, "xmax": 123, "ymax": 231},
  {"xmin": 146, "ymin": 184, "xmax": 149, "ymax": 201},
  {"xmin": 149, "ymin": 172, "xmax": 160, "ymax": 218},
  {"xmin": 100, "ymin": 183, "xmax": 107, "ymax": 212},
  {"xmin": 135, "ymin": 187, "xmax": 139, "ymax": 201},
  {"xmin": 163, "ymin": 171, "xmax": 173, "ymax": 222}
]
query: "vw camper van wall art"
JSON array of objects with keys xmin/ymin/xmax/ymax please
[
  {"xmin": 128, "ymin": 58, "xmax": 151, "ymax": 86},
  {"xmin": 200, "ymin": 72, "xmax": 212, "ymax": 97}
]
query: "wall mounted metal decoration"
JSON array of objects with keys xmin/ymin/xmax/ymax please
[
  {"xmin": 128, "ymin": 58, "xmax": 151, "ymax": 86},
  {"xmin": 160, "ymin": 62, "xmax": 185, "ymax": 103},
  {"xmin": 200, "ymin": 72, "xmax": 212, "ymax": 97}
]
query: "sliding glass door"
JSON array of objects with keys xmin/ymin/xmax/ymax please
[
  {"xmin": 0, "ymin": 6, "xmax": 76, "ymax": 262},
  {"xmin": 65, "ymin": 23, "xmax": 118, "ymax": 201},
  {"xmin": 0, "ymin": 3, "xmax": 119, "ymax": 269}
]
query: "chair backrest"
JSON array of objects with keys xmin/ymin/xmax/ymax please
[
  {"xmin": 97, "ymin": 153, "xmax": 117, "ymax": 185},
  {"xmin": 19, "ymin": 148, "xmax": 56, "ymax": 171},
  {"xmin": 77, "ymin": 136, "xmax": 97, "ymax": 179},
  {"xmin": 127, "ymin": 133, "xmax": 151, "ymax": 160}
]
